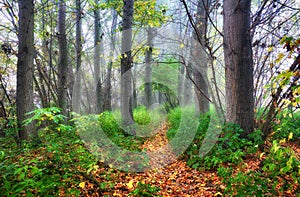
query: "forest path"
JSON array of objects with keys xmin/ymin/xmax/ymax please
[
  {"xmin": 81, "ymin": 122, "xmax": 223, "ymax": 197},
  {"xmin": 120, "ymin": 122, "xmax": 223, "ymax": 197}
]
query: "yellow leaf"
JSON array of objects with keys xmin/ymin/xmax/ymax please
[
  {"xmin": 126, "ymin": 180, "xmax": 135, "ymax": 189},
  {"xmin": 260, "ymin": 152, "xmax": 265, "ymax": 159},
  {"xmin": 180, "ymin": 43, "xmax": 185, "ymax": 49},
  {"xmin": 79, "ymin": 182, "xmax": 85, "ymax": 188},
  {"xmin": 214, "ymin": 192, "xmax": 223, "ymax": 196},
  {"xmin": 288, "ymin": 132, "xmax": 293, "ymax": 140},
  {"xmin": 267, "ymin": 46, "xmax": 274, "ymax": 52},
  {"xmin": 275, "ymin": 53, "xmax": 285, "ymax": 63},
  {"xmin": 279, "ymin": 138, "xmax": 286, "ymax": 144}
]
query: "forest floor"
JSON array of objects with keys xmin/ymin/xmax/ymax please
[
  {"xmin": 2, "ymin": 120, "xmax": 299, "ymax": 196},
  {"xmin": 74, "ymin": 122, "xmax": 223, "ymax": 196},
  {"xmin": 74, "ymin": 122, "xmax": 300, "ymax": 197}
]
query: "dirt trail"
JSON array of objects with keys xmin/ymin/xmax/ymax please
[
  {"xmin": 82, "ymin": 122, "xmax": 223, "ymax": 197},
  {"xmin": 135, "ymin": 122, "xmax": 223, "ymax": 197}
]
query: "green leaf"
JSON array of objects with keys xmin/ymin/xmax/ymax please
[{"xmin": 31, "ymin": 166, "xmax": 39, "ymax": 175}]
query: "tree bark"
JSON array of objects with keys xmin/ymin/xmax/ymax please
[
  {"xmin": 145, "ymin": 27, "xmax": 153, "ymax": 109},
  {"xmin": 192, "ymin": 0, "xmax": 210, "ymax": 114},
  {"xmin": 121, "ymin": 0, "xmax": 134, "ymax": 129},
  {"xmin": 17, "ymin": 0, "xmax": 37, "ymax": 142},
  {"xmin": 103, "ymin": 9, "xmax": 118, "ymax": 111},
  {"xmin": 223, "ymin": 0, "xmax": 254, "ymax": 135},
  {"xmin": 94, "ymin": 0, "xmax": 104, "ymax": 114},
  {"xmin": 183, "ymin": 62, "xmax": 193, "ymax": 106},
  {"xmin": 72, "ymin": 0, "xmax": 82, "ymax": 113},
  {"xmin": 57, "ymin": 0, "xmax": 69, "ymax": 116}
]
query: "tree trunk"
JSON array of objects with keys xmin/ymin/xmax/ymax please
[
  {"xmin": 103, "ymin": 9, "xmax": 118, "ymax": 111},
  {"xmin": 72, "ymin": 0, "xmax": 82, "ymax": 113},
  {"xmin": 17, "ymin": 0, "xmax": 37, "ymax": 142},
  {"xmin": 121, "ymin": 0, "xmax": 134, "ymax": 129},
  {"xmin": 94, "ymin": 0, "xmax": 104, "ymax": 114},
  {"xmin": 57, "ymin": 0, "xmax": 69, "ymax": 116},
  {"xmin": 223, "ymin": 0, "xmax": 254, "ymax": 135},
  {"xmin": 183, "ymin": 62, "xmax": 193, "ymax": 106},
  {"xmin": 145, "ymin": 27, "xmax": 153, "ymax": 109},
  {"xmin": 191, "ymin": 0, "xmax": 210, "ymax": 114}
]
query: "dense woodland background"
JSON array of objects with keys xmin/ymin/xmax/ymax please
[{"xmin": 0, "ymin": 0, "xmax": 300, "ymax": 196}]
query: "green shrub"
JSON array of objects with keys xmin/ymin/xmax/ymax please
[
  {"xmin": 99, "ymin": 111, "xmax": 121, "ymax": 135},
  {"xmin": 0, "ymin": 107, "xmax": 98, "ymax": 196},
  {"xmin": 132, "ymin": 105, "xmax": 166, "ymax": 137},
  {"xmin": 217, "ymin": 167, "xmax": 271, "ymax": 196},
  {"xmin": 74, "ymin": 112, "xmax": 144, "ymax": 152},
  {"xmin": 218, "ymin": 140, "xmax": 300, "ymax": 196},
  {"xmin": 167, "ymin": 107, "xmax": 182, "ymax": 131},
  {"xmin": 262, "ymin": 140, "xmax": 300, "ymax": 181},
  {"xmin": 166, "ymin": 107, "xmax": 201, "ymax": 155},
  {"xmin": 166, "ymin": 107, "xmax": 182, "ymax": 140},
  {"xmin": 166, "ymin": 106, "xmax": 264, "ymax": 170},
  {"xmin": 272, "ymin": 110, "xmax": 300, "ymax": 141},
  {"xmin": 129, "ymin": 182, "xmax": 162, "ymax": 197},
  {"xmin": 186, "ymin": 123, "xmax": 263, "ymax": 169},
  {"xmin": 133, "ymin": 106, "xmax": 151, "ymax": 125}
]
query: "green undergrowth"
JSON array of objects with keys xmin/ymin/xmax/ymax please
[
  {"xmin": 218, "ymin": 139, "xmax": 300, "ymax": 196},
  {"xmin": 0, "ymin": 107, "xmax": 98, "ymax": 196},
  {"xmin": 75, "ymin": 105, "xmax": 165, "ymax": 152},
  {"xmin": 73, "ymin": 105, "xmax": 166, "ymax": 171},
  {"xmin": 166, "ymin": 106, "xmax": 300, "ymax": 196},
  {"xmin": 218, "ymin": 110, "xmax": 300, "ymax": 196},
  {"xmin": 0, "ymin": 106, "xmax": 165, "ymax": 196},
  {"xmin": 166, "ymin": 107, "xmax": 263, "ymax": 169},
  {"xmin": 271, "ymin": 109, "xmax": 300, "ymax": 141},
  {"xmin": 129, "ymin": 182, "xmax": 162, "ymax": 197}
]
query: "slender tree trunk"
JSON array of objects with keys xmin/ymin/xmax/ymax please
[
  {"xmin": 103, "ymin": 9, "xmax": 118, "ymax": 111},
  {"xmin": 72, "ymin": 0, "xmax": 82, "ymax": 113},
  {"xmin": 121, "ymin": 0, "xmax": 134, "ymax": 128},
  {"xmin": 57, "ymin": 0, "xmax": 69, "ymax": 116},
  {"xmin": 192, "ymin": 0, "xmax": 210, "ymax": 114},
  {"xmin": 39, "ymin": 1, "xmax": 50, "ymax": 108},
  {"xmin": 17, "ymin": 0, "xmax": 37, "ymax": 142},
  {"xmin": 183, "ymin": 62, "xmax": 193, "ymax": 106},
  {"xmin": 145, "ymin": 27, "xmax": 153, "ymax": 109},
  {"xmin": 94, "ymin": 0, "xmax": 104, "ymax": 114},
  {"xmin": 223, "ymin": 0, "xmax": 254, "ymax": 135},
  {"xmin": 132, "ymin": 74, "xmax": 137, "ymax": 109},
  {"xmin": 35, "ymin": 59, "xmax": 48, "ymax": 108},
  {"xmin": 177, "ymin": 3, "xmax": 184, "ymax": 105}
]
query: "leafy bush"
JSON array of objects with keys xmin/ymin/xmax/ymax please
[
  {"xmin": 217, "ymin": 167, "xmax": 270, "ymax": 196},
  {"xmin": 0, "ymin": 107, "xmax": 98, "ymax": 196},
  {"xmin": 129, "ymin": 182, "xmax": 161, "ymax": 197},
  {"xmin": 166, "ymin": 106, "xmax": 265, "ymax": 170},
  {"xmin": 218, "ymin": 140, "xmax": 300, "ymax": 196},
  {"xmin": 133, "ymin": 105, "xmax": 166, "ymax": 137},
  {"xmin": 74, "ymin": 111, "xmax": 151, "ymax": 171},
  {"xmin": 74, "ymin": 112, "xmax": 144, "ymax": 152},
  {"xmin": 133, "ymin": 106, "xmax": 151, "ymax": 125},
  {"xmin": 262, "ymin": 140, "xmax": 300, "ymax": 182},
  {"xmin": 98, "ymin": 111, "xmax": 121, "ymax": 135},
  {"xmin": 202, "ymin": 124, "xmax": 262, "ymax": 169},
  {"xmin": 272, "ymin": 110, "xmax": 300, "ymax": 141},
  {"xmin": 183, "ymin": 119, "xmax": 263, "ymax": 169},
  {"xmin": 166, "ymin": 107, "xmax": 201, "ymax": 155},
  {"xmin": 166, "ymin": 107, "xmax": 182, "ymax": 139}
]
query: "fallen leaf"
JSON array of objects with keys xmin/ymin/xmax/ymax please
[
  {"xmin": 126, "ymin": 180, "xmax": 135, "ymax": 189},
  {"xmin": 79, "ymin": 182, "xmax": 85, "ymax": 189}
]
